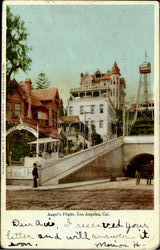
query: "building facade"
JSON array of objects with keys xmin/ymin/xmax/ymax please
[
  {"xmin": 67, "ymin": 97, "xmax": 117, "ymax": 141},
  {"xmin": 6, "ymin": 78, "xmax": 60, "ymax": 138},
  {"xmin": 67, "ymin": 62, "xmax": 125, "ymax": 141},
  {"xmin": 70, "ymin": 62, "xmax": 126, "ymax": 110}
]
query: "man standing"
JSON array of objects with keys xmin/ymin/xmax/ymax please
[
  {"xmin": 32, "ymin": 163, "xmax": 39, "ymax": 188},
  {"xmin": 135, "ymin": 170, "xmax": 141, "ymax": 185}
]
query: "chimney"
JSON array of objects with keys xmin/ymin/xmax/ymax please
[
  {"xmin": 25, "ymin": 79, "xmax": 32, "ymax": 119},
  {"xmin": 80, "ymin": 73, "xmax": 84, "ymax": 79},
  {"xmin": 25, "ymin": 78, "xmax": 32, "ymax": 98}
]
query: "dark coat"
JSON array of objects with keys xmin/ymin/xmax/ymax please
[{"xmin": 32, "ymin": 166, "xmax": 39, "ymax": 178}]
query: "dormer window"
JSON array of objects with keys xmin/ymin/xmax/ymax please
[
  {"xmin": 96, "ymin": 73, "xmax": 101, "ymax": 78},
  {"xmin": 94, "ymin": 70, "xmax": 102, "ymax": 79}
]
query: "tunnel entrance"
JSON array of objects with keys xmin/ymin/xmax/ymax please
[{"xmin": 126, "ymin": 153, "xmax": 154, "ymax": 177}]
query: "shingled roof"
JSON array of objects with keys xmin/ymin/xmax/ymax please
[
  {"xmin": 18, "ymin": 81, "xmax": 59, "ymax": 107},
  {"xmin": 31, "ymin": 88, "xmax": 58, "ymax": 101}
]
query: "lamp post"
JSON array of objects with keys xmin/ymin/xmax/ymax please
[
  {"xmin": 83, "ymin": 111, "xmax": 86, "ymax": 150},
  {"xmin": 123, "ymin": 106, "xmax": 126, "ymax": 136},
  {"xmin": 36, "ymin": 124, "xmax": 39, "ymax": 157},
  {"xmin": 88, "ymin": 118, "xmax": 91, "ymax": 148},
  {"xmin": 83, "ymin": 109, "xmax": 91, "ymax": 150}
]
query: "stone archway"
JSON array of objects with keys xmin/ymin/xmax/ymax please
[
  {"xmin": 126, "ymin": 153, "xmax": 154, "ymax": 177},
  {"xmin": 6, "ymin": 124, "xmax": 38, "ymax": 138},
  {"xmin": 6, "ymin": 124, "xmax": 38, "ymax": 165}
]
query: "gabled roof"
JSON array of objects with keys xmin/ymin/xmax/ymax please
[
  {"xmin": 31, "ymin": 88, "xmax": 58, "ymax": 101},
  {"xmin": 59, "ymin": 116, "xmax": 79, "ymax": 123},
  {"xmin": 100, "ymin": 73, "xmax": 112, "ymax": 80},
  {"xmin": 91, "ymin": 73, "xmax": 111, "ymax": 83},
  {"xmin": 18, "ymin": 81, "xmax": 60, "ymax": 107},
  {"xmin": 7, "ymin": 79, "xmax": 27, "ymax": 100},
  {"xmin": 31, "ymin": 96, "xmax": 42, "ymax": 106},
  {"xmin": 111, "ymin": 62, "xmax": 121, "ymax": 75},
  {"xmin": 120, "ymin": 77, "xmax": 126, "ymax": 88}
]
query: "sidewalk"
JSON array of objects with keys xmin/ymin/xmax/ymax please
[
  {"xmin": 6, "ymin": 177, "xmax": 153, "ymax": 191},
  {"xmin": 69, "ymin": 177, "xmax": 154, "ymax": 190}
]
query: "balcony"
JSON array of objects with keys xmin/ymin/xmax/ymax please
[{"xmin": 70, "ymin": 86, "xmax": 110, "ymax": 93}]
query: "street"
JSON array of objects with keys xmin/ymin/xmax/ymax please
[{"xmin": 6, "ymin": 178, "xmax": 154, "ymax": 210}]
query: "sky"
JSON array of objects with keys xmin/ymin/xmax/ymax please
[{"xmin": 7, "ymin": 3, "xmax": 155, "ymax": 107}]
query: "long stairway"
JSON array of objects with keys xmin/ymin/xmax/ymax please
[{"xmin": 40, "ymin": 137, "xmax": 123, "ymax": 186}]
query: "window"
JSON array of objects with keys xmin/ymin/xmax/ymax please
[
  {"xmin": 104, "ymin": 82, "xmax": 106, "ymax": 86},
  {"xmin": 69, "ymin": 106, "xmax": 73, "ymax": 115},
  {"xmin": 113, "ymin": 88, "xmax": 115, "ymax": 97},
  {"xmin": 100, "ymin": 104, "xmax": 104, "ymax": 113},
  {"xmin": 7, "ymin": 102, "xmax": 12, "ymax": 115},
  {"xmin": 96, "ymin": 73, "xmax": 101, "ymax": 78},
  {"xmin": 91, "ymin": 120, "xmax": 95, "ymax": 126},
  {"xmin": 110, "ymin": 89, "xmax": 112, "ymax": 96},
  {"xmin": 91, "ymin": 105, "xmax": 95, "ymax": 114},
  {"xmin": 95, "ymin": 83, "xmax": 99, "ymax": 88},
  {"xmin": 14, "ymin": 103, "xmax": 21, "ymax": 116},
  {"xmin": 117, "ymin": 88, "xmax": 118, "ymax": 97},
  {"xmin": 80, "ymin": 106, "xmax": 84, "ymax": 114},
  {"xmin": 99, "ymin": 120, "xmax": 103, "ymax": 128},
  {"xmin": 85, "ymin": 82, "xmax": 88, "ymax": 88}
]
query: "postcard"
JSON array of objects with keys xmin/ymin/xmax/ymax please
[{"xmin": 1, "ymin": 1, "xmax": 160, "ymax": 249}]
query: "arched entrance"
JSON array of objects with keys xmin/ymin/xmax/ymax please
[
  {"xmin": 126, "ymin": 153, "xmax": 154, "ymax": 177},
  {"xmin": 6, "ymin": 124, "xmax": 38, "ymax": 165},
  {"xmin": 6, "ymin": 124, "xmax": 38, "ymax": 138}
]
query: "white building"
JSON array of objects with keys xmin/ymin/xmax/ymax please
[
  {"xmin": 67, "ymin": 62, "xmax": 126, "ymax": 141},
  {"xmin": 67, "ymin": 97, "xmax": 116, "ymax": 141}
]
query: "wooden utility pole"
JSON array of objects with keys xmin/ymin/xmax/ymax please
[{"xmin": 123, "ymin": 106, "xmax": 126, "ymax": 136}]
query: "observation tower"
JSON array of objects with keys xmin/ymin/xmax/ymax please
[{"xmin": 136, "ymin": 52, "xmax": 152, "ymax": 111}]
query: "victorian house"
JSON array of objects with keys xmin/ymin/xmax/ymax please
[
  {"xmin": 70, "ymin": 62, "xmax": 126, "ymax": 110},
  {"xmin": 6, "ymin": 78, "xmax": 60, "ymax": 139},
  {"xmin": 67, "ymin": 62, "xmax": 126, "ymax": 141}
]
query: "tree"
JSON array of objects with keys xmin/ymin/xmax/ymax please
[
  {"xmin": 6, "ymin": 7, "xmax": 32, "ymax": 92},
  {"xmin": 34, "ymin": 72, "xmax": 50, "ymax": 89},
  {"xmin": 59, "ymin": 99, "xmax": 64, "ymax": 116},
  {"xmin": 91, "ymin": 125, "xmax": 103, "ymax": 146},
  {"xmin": 116, "ymin": 109, "xmax": 123, "ymax": 136},
  {"xmin": 59, "ymin": 99, "xmax": 67, "ymax": 116}
]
